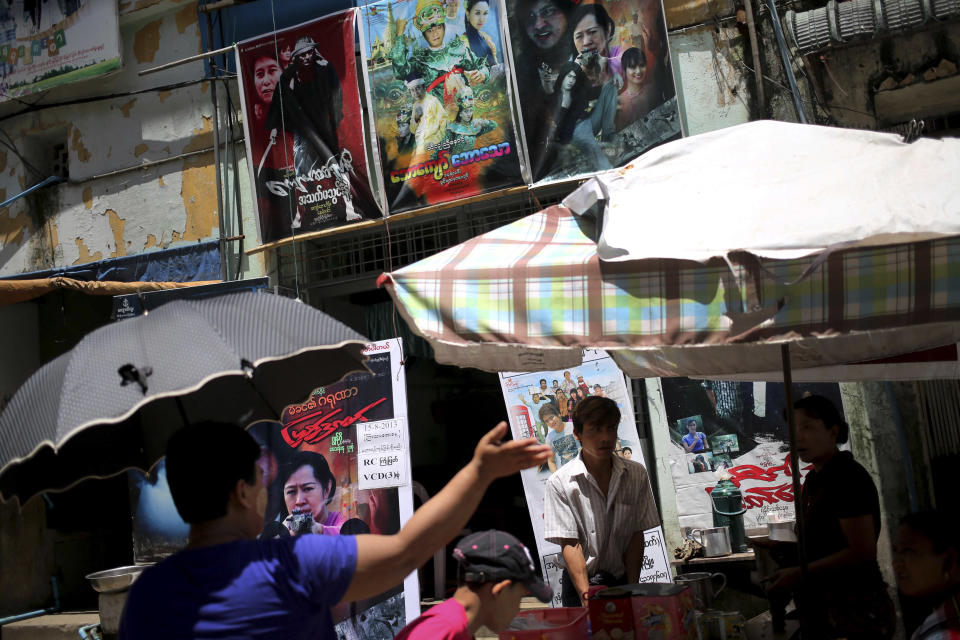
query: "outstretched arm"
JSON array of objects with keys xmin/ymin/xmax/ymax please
[{"xmin": 340, "ymin": 423, "xmax": 550, "ymax": 603}]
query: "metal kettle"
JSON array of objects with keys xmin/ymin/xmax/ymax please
[{"xmin": 710, "ymin": 478, "xmax": 748, "ymax": 553}]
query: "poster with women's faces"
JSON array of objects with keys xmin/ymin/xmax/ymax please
[
  {"xmin": 502, "ymin": 0, "xmax": 682, "ymax": 184},
  {"xmin": 248, "ymin": 340, "xmax": 418, "ymax": 640},
  {"xmin": 358, "ymin": 0, "xmax": 524, "ymax": 213},
  {"xmin": 235, "ymin": 10, "xmax": 381, "ymax": 245}
]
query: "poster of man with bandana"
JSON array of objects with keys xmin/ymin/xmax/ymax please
[
  {"xmin": 360, "ymin": 0, "xmax": 524, "ymax": 213},
  {"xmin": 237, "ymin": 10, "xmax": 381, "ymax": 244}
]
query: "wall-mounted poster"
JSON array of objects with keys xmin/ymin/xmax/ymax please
[
  {"xmin": 236, "ymin": 10, "xmax": 381, "ymax": 244},
  {"xmin": 128, "ymin": 340, "xmax": 418, "ymax": 639},
  {"xmin": 661, "ymin": 378, "xmax": 845, "ymax": 531},
  {"xmin": 250, "ymin": 339, "xmax": 417, "ymax": 639},
  {"xmin": 0, "ymin": 1, "xmax": 121, "ymax": 101},
  {"xmin": 499, "ymin": 349, "xmax": 670, "ymax": 605},
  {"xmin": 359, "ymin": 0, "xmax": 524, "ymax": 213},
  {"xmin": 503, "ymin": 0, "xmax": 681, "ymax": 184}
]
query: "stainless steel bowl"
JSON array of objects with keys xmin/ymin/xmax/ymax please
[
  {"xmin": 85, "ymin": 565, "xmax": 145, "ymax": 594},
  {"xmin": 767, "ymin": 521, "xmax": 797, "ymax": 542}
]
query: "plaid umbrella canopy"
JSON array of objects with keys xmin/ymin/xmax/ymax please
[
  {"xmin": 380, "ymin": 205, "xmax": 960, "ymax": 377},
  {"xmin": 381, "ymin": 122, "xmax": 960, "ymax": 379}
]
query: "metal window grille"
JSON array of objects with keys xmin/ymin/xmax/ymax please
[
  {"xmin": 277, "ymin": 184, "xmax": 574, "ymax": 294},
  {"xmin": 915, "ymin": 379, "xmax": 960, "ymax": 511}
]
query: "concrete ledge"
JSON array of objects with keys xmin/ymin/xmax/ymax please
[{"xmin": 1, "ymin": 612, "xmax": 99, "ymax": 640}]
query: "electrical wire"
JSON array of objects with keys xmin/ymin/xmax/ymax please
[
  {"xmin": 0, "ymin": 77, "xmax": 214, "ymax": 125},
  {"xmin": 268, "ymin": 0, "xmax": 301, "ymax": 302}
]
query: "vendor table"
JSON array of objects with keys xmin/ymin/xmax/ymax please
[{"xmin": 671, "ymin": 551, "xmax": 757, "ymax": 567}]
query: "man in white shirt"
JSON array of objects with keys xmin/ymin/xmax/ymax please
[{"xmin": 544, "ymin": 396, "xmax": 660, "ymax": 606}]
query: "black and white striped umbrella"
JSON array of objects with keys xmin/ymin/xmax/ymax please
[{"xmin": 0, "ymin": 291, "xmax": 369, "ymax": 505}]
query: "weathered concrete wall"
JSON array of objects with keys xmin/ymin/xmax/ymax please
[
  {"xmin": 810, "ymin": 23, "xmax": 960, "ymax": 129},
  {"xmin": 0, "ymin": 1, "xmax": 264, "ymax": 280},
  {"xmin": 840, "ymin": 381, "xmax": 938, "ymax": 639},
  {"xmin": 669, "ymin": 25, "xmax": 752, "ymax": 135}
]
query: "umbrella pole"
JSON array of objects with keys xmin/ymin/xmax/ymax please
[{"xmin": 781, "ymin": 343, "xmax": 809, "ymax": 637}]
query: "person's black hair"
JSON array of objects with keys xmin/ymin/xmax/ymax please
[
  {"xmin": 570, "ymin": 3, "xmax": 615, "ymax": 43},
  {"xmin": 539, "ymin": 378, "xmax": 547, "ymax": 385},
  {"xmin": 340, "ymin": 517, "xmax": 372, "ymax": 535},
  {"xmin": 622, "ymin": 447, "xmax": 632, "ymax": 454},
  {"xmin": 165, "ymin": 422, "xmax": 260, "ymax": 525},
  {"xmin": 517, "ymin": 0, "xmax": 576, "ymax": 18},
  {"xmin": 539, "ymin": 402, "xmax": 560, "ymax": 422},
  {"xmin": 467, "ymin": 0, "xmax": 490, "ymax": 13},
  {"xmin": 280, "ymin": 450, "xmax": 336, "ymax": 506},
  {"xmin": 621, "ymin": 46, "xmax": 645, "ymax": 70},
  {"xmin": 900, "ymin": 511, "xmax": 959, "ymax": 555},
  {"xmin": 792, "ymin": 394, "xmax": 849, "ymax": 444},
  {"xmin": 572, "ymin": 396, "xmax": 620, "ymax": 435}
]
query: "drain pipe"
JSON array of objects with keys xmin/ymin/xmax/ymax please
[
  {"xmin": 0, "ymin": 576, "xmax": 60, "ymax": 626},
  {"xmin": 742, "ymin": 0, "xmax": 767, "ymax": 113},
  {"xmin": 204, "ymin": 15, "xmax": 229, "ymax": 282},
  {"xmin": 765, "ymin": 0, "xmax": 808, "ymax": 123}
]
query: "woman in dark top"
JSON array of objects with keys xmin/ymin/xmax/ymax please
[{"xmin": 765, "ymin": 395, "xmax": 895, "ymax": 639}]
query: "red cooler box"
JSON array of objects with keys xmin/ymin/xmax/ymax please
[
  {"xmin": 589, "ymin": 584, "xmax": 697, "ymax": 639},
  {"xmin": 499, "ymin": 607, "xmax": 588, "ymax": 640}
]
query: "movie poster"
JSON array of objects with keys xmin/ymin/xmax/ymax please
[
  {"xmin": 498, "ymin": 349, "xmax": 671, "ymax": 605},
  {"xmin": 359, "ymin": 0, "xmax": 525, "ymax": 213},
  {"xmin": 128, "ymin": 340, "xmax": 418, "ymax": 639},
  {"xmin": 662, "ymin": 378, "xmax": 844, "ymax": 531},
  {"xmin": 0, "ymin": 0, "xmax": 121, "ymax": 101},
  {"xmin": 503, "ymin": 0, "xmax": 681, "ymax": 184},
  {"xmin": 237, "ymin": 11, "xmax": 381, "ymax": 244}
]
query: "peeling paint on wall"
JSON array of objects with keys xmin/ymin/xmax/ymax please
[
  {"xmin": 134, "ymin": 143, "xmax": 149, "ymax": 157},
  {"xmin": 183, "ymin": 116, "xmax": 213, "ymax": 153},
  {"xmin": 157, "ymin": 90, "xmax": 172, "ymax": 102},
  {"xmin": 107, "ymin": 209, "xmax": 127, "ymax": 258},
  {"xmin": 73, "ymin": 237, "xmax": 103, "ymax": 264},
  {"xmin": 119, "ymin": 99, "xmax": 137, "ymax": 117},
  {"xmin": 0, "ymin": 187, "xmax": 32, "ymax": 246},
  {"xmin": 133, "ymin": 19, "xmax": 163, "ymax": 64},
  {"xmin": 158, "ymin": 175, "xmax": 165, "ymax": 186},
  {"xmin": 175, "ymin": 3, "xmax": 198, "ymax": 34},
  {"xmin": 178, "ymin": 117, "xmax": 218, "ymax": 242},
  {"xmin": 180, "ymin": 152, "xmax": 217, "ymax": 241},
  {"xmin": 71, "ymin": 127, "xmax": 92, "ymax": 163},
  {"xmin": 144, "ymin": 233, "xmax": 158, "ymax": 249},
  {"xmin": 82, "ymin": 187, "xmax": 93, "ymax": 210}
]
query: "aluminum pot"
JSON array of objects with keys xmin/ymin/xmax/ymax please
[
  {"xmin": 691, "ymin": 526, "xmax": 733, "ymax": 557},
  {"xmin": 675, "ymin": 572, "xmax": 727, "ymax": 610}
]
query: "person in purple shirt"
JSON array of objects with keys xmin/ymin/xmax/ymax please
[{"xmin": 119, "ymin": 421, "xmax": 549, "ymax": 640}]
